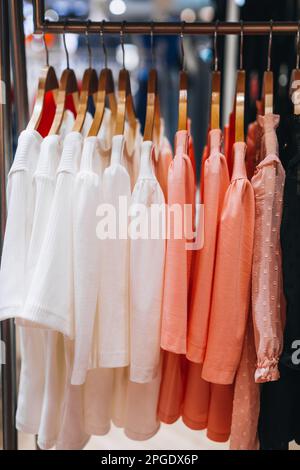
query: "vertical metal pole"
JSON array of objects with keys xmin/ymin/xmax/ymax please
[
  {"xmin": 0, "ymin": 0, "xmax": 18, "ymax": 451},
  {"xmin": 9, "ymin": 0, "xmax": 29, "ymax": 132}
]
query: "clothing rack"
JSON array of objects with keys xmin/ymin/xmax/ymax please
[{"xmin": 1, "ymin": 0, "xmax": 300, "ymax": 450}]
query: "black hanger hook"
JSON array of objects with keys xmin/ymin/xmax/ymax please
[
  {"xmin": 120, "ymin": 21, "xmax": 126, "ymax": 69},
  {"xmin": 239, "ymin": 20, "xmax": 244, "ymax": 70},
  {"xmin": 267, "ymin": 19, "xmax": 273, "ymax": 72},
  {"xmin": 214, "ymin": 20, "xmax": 219, "ymax": 72},
  {"xmin": 63, "ymin": 20, "xmax": 70, "ymax": 69},
  {"xmin": 180, "ymin": 21, "xmax": 185, "ymax": 71},
  {"xmin": 150, "ymin": 21, "xmax": 156, "ymax": 68},
  {"xmin": 42, "ymin": 21, "xmax": 49, "ymax": 67},
  {"xmin": 85, "ymin": 20, "xmax": 92, "ymax": 69},
  {"xmin": 100, "ymin": 20, "xmax": 108, "ymax": 68}
]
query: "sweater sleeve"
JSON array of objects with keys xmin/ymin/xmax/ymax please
[
  {"xmin": 129, "ymin": 178, "xmax": 165, "ymax": 383},
  {"xmin": 160, "ymin": 155, "xmax": 188, "ymax": 354},
  {"xmin": 71, "ymin": 170, "xmax": 101, "ymax": 385},
  {"xmin": 202, "ymin": 179, "xmax": 255, "ymax": 384}
]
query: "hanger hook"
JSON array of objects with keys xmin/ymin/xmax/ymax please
[
  {"xmin": 120, "ymin": 21, "xmax": 126, "ymax": 69},
  {"xmin": 85, "ymin": 20, "xmax": 92, "ymax": 69},
  {"xmin": 180, "ymin": 21, "xmax": 185, "ymax": 71},
  {"xmin": 100, "ymin": 20, "xmax": 108, "ymax": 68},
  {"xmin": 214, "ymin": 20, "xmax": 219, "ymax": 72},
  {"xmin": 42, "ymin": 22, "xmax": 49, "ymax": 67},
  {"xmin": 239, "ymin": 20, "xmax": 244, "ymax": 70},
  {"xmin": 150, "ymin": 21, "xmax": 155, "ymax": 68},
  {"xmin": 267, "ymin": 19, "xmax": 273, "ymax": 72},
  {"xmin": 296, "ymin": 20, "xmax": 300, "ymax": 70},
  {"xmin": 63, "ymin": 21, "xmax": 70, "ymax": 69}
]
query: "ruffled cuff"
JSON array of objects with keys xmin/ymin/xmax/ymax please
[{"xmin": 255, "ymin": 357, "xmax": 280, "ymax": 383}]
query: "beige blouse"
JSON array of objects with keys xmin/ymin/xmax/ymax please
[{"xmin": 251, "ymin": 114, "xmax": 286, "ymax": 383}]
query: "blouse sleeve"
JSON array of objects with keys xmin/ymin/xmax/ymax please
[
  {"xmin": 160, "ymin": 156, "xmax": 188, "ymax": 354},
  {"xmin": 202, "ymin": 178, "xmax": 255, "ymax": 384},
  {"xmin": 251, "ymin": 162, "xmax": 286, "ymax": 382}
]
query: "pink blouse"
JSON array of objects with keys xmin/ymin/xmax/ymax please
[
  {"xmin": 251, "ymin": 114, "xmax": 286, "ymax": 382},
  {"xmin": 230, "ymin": 316, "xmax": 260, "ymax": 450}
]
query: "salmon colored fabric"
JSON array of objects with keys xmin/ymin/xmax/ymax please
[
  {"xmin": 160, "ymin": 130, "xmax": 195, "ymax": 354},
  {"xmin": 230, "ymin": 315, "xmax": 260, "ymax": 450},
  {"xmin": 251, "ymin": 114, "xmax": 286, "ymax": 383},
  {"xmin": 182, "ymin": 362, "xmax": 234, "ymax": 443},
  {"xmin": 158, "ymin": 352, "xmax": 187, "ymax": 424},
  {"xmin": 187, "ymin": 129, "xmax": 230, "ymax": 363},
  {"xmin": 202, "ymin": 142, "xmax": 255, "ymax": 384},
  {"xmin": 158, "ymin": 129, "xmax": 195, "ymax": 424}
]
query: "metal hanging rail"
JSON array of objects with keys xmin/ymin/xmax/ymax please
[{"xmin": 33, "ymin": 0, "xmax": 300, "ymax": 35}]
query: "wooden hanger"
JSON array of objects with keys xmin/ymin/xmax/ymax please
[
  {"xmin": 27, "ymin": 31, "xmax": 59, "ymax": 131},
  {"xmin": 178, "ymin": 23, "xmax": 188, "ymax": 131},
  {"xmin": 144, "ymin": 68, "xmax": 161, "ymax": 141},
  {"xmin": 290, "ymin": 21, "xmax": 300, "ymax": 115},
  {"xmin": 73, "ymin": 23, "xmax": 98, "ymax": 133},
  {"xmin": 262, "ymin": 21, "xmax": 273, "ymax": 115},
  {"xmin": 144, "ymin": 28, "xmax": 161, "ymax": 142},
  {"xmin": 88, "ymin": 22, "xmax": 117, "ymax": 137},
  {"xmin": 114, "ymin": 24, "xmax": 137, "ymax": 136},
  {"xmin": 210, "ymin": 22, "xmax": 221, "ymax": 130},
  {"xmin": 235, "ymin": 22, "xmax": 246, "ymax": 142},
  {"xmin": 48, "ymin": 26, "xmax": 79, "ymax": 135}
]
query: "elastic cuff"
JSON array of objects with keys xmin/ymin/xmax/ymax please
[{"xmin": 255, "ymin": 358, "xmax": 280, "ymax": 383}]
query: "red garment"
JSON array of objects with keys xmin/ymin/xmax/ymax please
[{"xmin": 36, "ymin": 91, "xmax": 77, "ymax": 137}]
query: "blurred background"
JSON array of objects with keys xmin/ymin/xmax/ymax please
[
  {"xmin": 21, "ymin": 0, "xmax": 300, "ymax": 175},
  {"xmin": 1, "ymin": 0, "xmax": 300, "ymax": 450}
]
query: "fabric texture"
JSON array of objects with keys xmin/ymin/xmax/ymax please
[
  {"xmin": 71, "ymin": 110, "xmax": 112, "ymax": 385},
  {"xmin": 160, "ymin": 130, "xmax": 195, "ymax": 354},
  {"xmin": 251, "ymin": 114, "xmax": 286, "ymax": 383},
  {"xmin": 202, "ymin": 142, "xmax": 255, "ymax": 385},
  {"xmin": 22, "ymin": 132, "xmax": 83, "ymax": 336},
  {"xmin": 187, "ymin": 129, "xmax": 230, "ymax": 363},
  {"xmin": 0, "ymin": 130, "xmax": 42, "ymax": 320},
  {"xmin": 129, "ymin": 140, "xmax": 165, "ymax": 383}
]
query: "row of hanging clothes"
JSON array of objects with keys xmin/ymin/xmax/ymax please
[{"xmin": 0, "ymin": 20, "xmax": 300, "ymax": 450}]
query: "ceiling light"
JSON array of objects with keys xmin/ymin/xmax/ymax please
[
  {"xmin": 109, "ymin": 0, "xmax": 127, "ymax": 16},
  {"xmin": 180, "ymin": 8, "xmax": 196, "ymax": 23},
  {"xmin": 198, "ymin": 6, "xmax": 215, "ymax": 22},
  {"xmin": 234, "ymin": 0, "xmax": 246, "ymax": 6}
]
